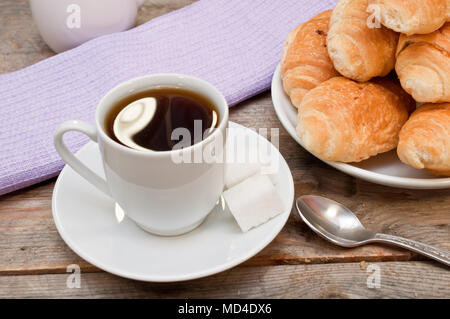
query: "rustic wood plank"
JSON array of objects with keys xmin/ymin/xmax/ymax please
[
  {"xmin": 0, "ymin": 0, "xmax": 51, "ymax": 73},
  {"xmin": 0, "ymin": 180, "xmax": 99, "ymax": 275},
  {"xmin": 1, "ymin": 262, "xmax": 448, "ymax": 299}
]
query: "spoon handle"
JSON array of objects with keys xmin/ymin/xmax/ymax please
[{"xmin": 373, "ymin": 233, "xmax": 450, "ymax": 267}]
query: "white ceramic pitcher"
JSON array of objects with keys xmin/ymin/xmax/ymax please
[{"xmin": 29, "ymin": 0, "xmax": 145, "ymax": 53}]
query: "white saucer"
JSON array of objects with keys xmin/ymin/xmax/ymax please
[
  {"xmin": 271, "ymin": 64, "xmax": 450, "ymax": 189},
  {"xmin": 52, "ymin": 122, "xmax": 294, "ymax": 282}
]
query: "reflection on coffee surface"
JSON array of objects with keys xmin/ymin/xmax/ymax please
[{"xmin": 106, "ymin": 88, "xmax": 218, "ymax": 151}]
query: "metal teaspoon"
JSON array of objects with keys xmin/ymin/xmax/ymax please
[{"xmin": 296, "ymin": 195, "xmax": 450, "ymax": 266}]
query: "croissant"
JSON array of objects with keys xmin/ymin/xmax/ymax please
[
  {"xmin": 327, "ymin": 0, "xmax": 399, "ymax": 82},
  {"xmin": 396, "ymin": 23, "xmax": 450, "ymax": 103},
  {"xmin": 281, "ymin": 10, "xmax": 339, "ymax": 108},
  {"xmin": 375, "ymin": 0, "xmax": 447, "ymax": 35},
  {"xmin": 398, "ymin": 103, "xmax": 450, "ymax": 177},
  {"xmin": 296, "ymin": 76, "xmax": 415, "ymax": 163}
]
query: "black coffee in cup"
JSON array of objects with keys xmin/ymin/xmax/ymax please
[{"xmin": 105, "ymin": 88, "xmax": 219, "ymax": 151}]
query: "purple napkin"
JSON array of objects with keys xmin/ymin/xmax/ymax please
[{"xmin": 0, "ymin": 0, "xmax": 335, "ymax": 195}]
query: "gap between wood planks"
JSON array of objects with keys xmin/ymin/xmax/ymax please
[{"xmin": 0, "ymin": 255, "xmax": 436, "ymax": 276}]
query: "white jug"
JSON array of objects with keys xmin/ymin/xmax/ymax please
[{"xmin": 29, "ymin": 0, "xmax": 145, "ymax": 53}]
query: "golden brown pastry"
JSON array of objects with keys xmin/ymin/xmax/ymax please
[
  {"xmin": 296, "ymin": 76, "xmax": 415, "ymax": 163},
  {"xmin": 281, "ymin": 10, "xmax": 339, "ymax": 108},
  {"xmin": 396, "ymin": 23, "xmax": 450, "ymax": 103},
  {"xmin": 398, "ymin": 103, "xmax": 450, "ymax": 177},
  {"xmin": 327, "ymin": 0, "xmax": 399, "ymax": 82},
  {"xmin": 376, "ymin": 0, "xmax": 447, "ymax": 35},
  {"xmin": 447, "ymin": 0, "xmax": 450, "ymax": 20}
]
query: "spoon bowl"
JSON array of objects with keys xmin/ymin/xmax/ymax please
[{"xmin": 296, "ymin": 195, "xmax": 375, "ymax": 247}]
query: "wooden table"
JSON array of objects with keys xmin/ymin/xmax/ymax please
[{"xmin": 1, "ymin": 0, "xmax": 449, "ymax": 299}]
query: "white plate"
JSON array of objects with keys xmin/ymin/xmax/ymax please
[
  {"xmin": 52, "ymin": 122, "xmax": 294, "ymax": 282},
  {"xmin": 271, "ymin": 64, "xmax": 450, "ymax": 189}
]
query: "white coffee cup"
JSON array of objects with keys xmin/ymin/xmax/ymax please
[
  {"xmin": 29, "ymin": 0, "xmax": 144, "ymax": 53},
  {"xmin": 54, "ymin": 74, "xmax": 229, "ymax": 236}
]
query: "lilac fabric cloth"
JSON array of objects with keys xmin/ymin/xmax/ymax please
[{"xmin": 0, "ymin": 0, "xmax": 335, "ymax": 195}]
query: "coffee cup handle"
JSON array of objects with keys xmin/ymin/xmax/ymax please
[{"xmin": 54, "ymin": 120, "xmax": 111, "ymax": 197}]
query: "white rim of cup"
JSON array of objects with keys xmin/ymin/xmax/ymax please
[{"xmin": 95, "ymin": 74, "xmax": 229, "ymax": 158}]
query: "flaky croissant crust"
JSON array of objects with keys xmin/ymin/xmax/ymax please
[
  {"xmin": 398, "ymin": 103, "xmax": 450, "ymax": 176},
  {"xmin": 327, "ymin": 0, "xmax": 398, "ymax": 82},
  {"xmin": 396, "ymin": 23, "xmax": 450, "ymax": 103},
  {"xmin": 296, "ymin": 76, "xmax": 415, "ymax": 163},
  {"xmin": 376, "ymin": 0, "xmax": 447, "ymax": 35},
  {"xmin": 281, "ymin": 10, "xmax": 339, "ymax": 108}
]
